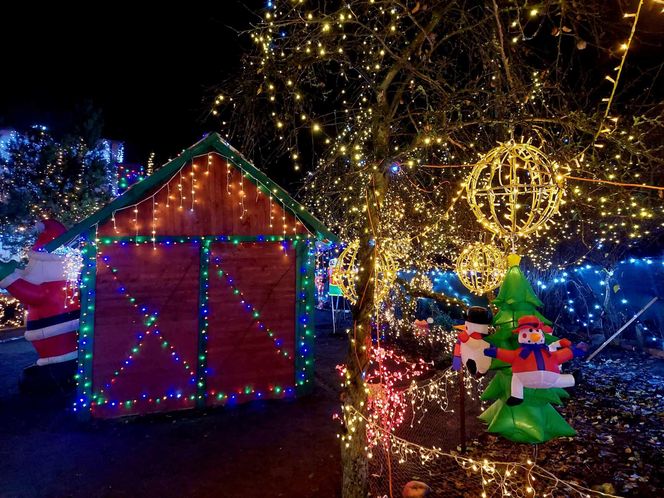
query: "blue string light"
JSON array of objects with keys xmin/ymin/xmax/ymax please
[{"xmin": 75, "ymin": 235, "xmax": 315, "ymax": 415}]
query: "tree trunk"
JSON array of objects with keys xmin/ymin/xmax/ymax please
[
  {"xmin": 341, "ymin": 167, "xmax": 386, "ymax": 498},
  {"xmin": 341, "ymin": 40, "xmax": 408, "ymax": 493}
]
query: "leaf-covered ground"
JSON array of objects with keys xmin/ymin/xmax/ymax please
[{"xmin": 464, "ymin": 350, "xmax": 664, "ymax": 497}]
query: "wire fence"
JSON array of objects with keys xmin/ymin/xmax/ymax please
[{"xmin": 364, "ymin": 370, "xmax": 620, "ymax": 498}]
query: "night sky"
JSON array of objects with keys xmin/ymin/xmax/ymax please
[
  {"xmin": 1, "ymin": 2, "xmax": 262, "ymax": 164},
  {"xmin": 3, "ymin": 2, "xmax": 662, "ymax": 170}
]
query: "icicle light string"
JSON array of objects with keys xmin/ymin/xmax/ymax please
[
  {"xmin": 151, "ymin": 196, "xmax": 156, "ymax": 250},
  {"xmin": 239, "ymin": 169, "xmax": 246, "ymax": 218},
  {"xmin": 226, "ymin": 161, "xmax": 232, "ymax": 195},
  {"xmin": 191, "ymin": 162, "xmax": 196, "ymax": 211},
  {"xmin": 101, "ymin": 151, "xmax": 312, "ymax": 237},
  {"xmin": 179, "ymin": 169, "xmax": 184, "ymax": 209}
]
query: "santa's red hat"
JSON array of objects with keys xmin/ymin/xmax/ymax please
[
  {"xmin": 512, "ymin": 315, "xmax": 552, "ymax": 334},
  {"xmin": 33, "ymin": 219, "xmax": 67, "ymax": 251}
]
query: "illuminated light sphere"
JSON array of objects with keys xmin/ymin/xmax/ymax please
[
  {"xmin": 465, "ymin": 140, "xmax": 565, "ymax": 239},
  {"xmin": 335, "ymin": 240, "xmax": 398, "ymax": 304},
  {"xmin": 455, "ymin": 242, "xmax": 507, "ymax": 295}
]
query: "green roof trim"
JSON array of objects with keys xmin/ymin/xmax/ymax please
[{"xmin": 45, "ymin": 132, "xmax": 337, "ymax": 252}]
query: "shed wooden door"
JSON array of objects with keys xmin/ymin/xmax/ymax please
[
  {"xmin": 206, "ymin": 241, "xmax": 297, "ymax": 405},
  {"xmin": 91, "ymin": 243, "xmax": 200, "ymax": 417}
]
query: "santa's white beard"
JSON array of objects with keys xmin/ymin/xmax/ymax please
[{"xmin": 21, "ymin": 251, "xmax": 66, "ymax": 284}]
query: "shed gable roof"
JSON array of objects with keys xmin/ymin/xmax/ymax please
[{"xmin": 46, "ymin": 133, "xmax": 336, "ymax": 251}]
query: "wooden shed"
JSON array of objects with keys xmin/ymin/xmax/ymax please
[{"xmin": 46, "ymin": 133, "xmax": 335, "ymax": 419}]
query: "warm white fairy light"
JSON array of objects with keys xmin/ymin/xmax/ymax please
[
  {"xmin": 211, "ymin": 3, "xmax": 663, "ymax": 495},
  {"xmin": 190, "ymin": 163, "xmax": 196, "ymax": 212},
  {"xmin": 212, "ymin": 0, "xmax": 664, "ymax": 273},
  {"xmin": 344, "ymin": 405, "xmax": 620, "ymax": 498},
  {"xmin": 179, "ymin": 169, "xmax": 184, "ymax": 210},
  {"xmin": 455, "ymin": 242, "xmax": 507, "ymax": 295},
  {"xmin": 91, "ymin": 149, "xmax": 314, "ymax": 247},
  {"xmin": 61, "ymin": 246, "xmax": 83, "ymax": 304}
]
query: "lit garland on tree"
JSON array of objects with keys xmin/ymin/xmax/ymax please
[
  {"xmin": 0, "ymin": 126, "xmax": 115, "ymax": 257},
  {"xmin": 214, "ymin": 0, "xmax": 664, "ymax": 271},
  {"xmin": 337, "ymin": 346, "xmax": 430, "ymax": 448},
  {"xmin": 212, "ymin": 1, "xmax": 664, "ymax": 495}
]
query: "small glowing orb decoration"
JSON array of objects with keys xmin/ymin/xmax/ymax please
[
  {"xmin": 455, "ymin": 242, "xmax": 507, "ymax": 295},
  {"xmin": 465, "ymin": 141, "xmax": 565, "ymax": 239},
  {"xmin": 336, "ymin": 240, "xmax": 398, "ymax": 304}
]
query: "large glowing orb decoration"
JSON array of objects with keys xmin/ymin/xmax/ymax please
[{"xmin": 465, "ymin": 141, "xmax": 565, "ymax": 239}]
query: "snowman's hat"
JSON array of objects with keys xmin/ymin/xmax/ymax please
[
  {"xmin": 465, "ymin": 306, "xmax": 492, "ymax": 325},
  {"xmin": 454, "ymin": 306, "xmax": 492, "ymax": 330},
  {"xmin": 512, "ymin": 315, "xmax": 552, "ymax": 334},
  {"xmin": 32, "ymin": 219, "xmax": 67, "ymax": 251}
]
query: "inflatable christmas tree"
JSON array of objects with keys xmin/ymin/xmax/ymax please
[{"xmin": 479, "ymin": 254, "xmax": 576, "ymax": 443}]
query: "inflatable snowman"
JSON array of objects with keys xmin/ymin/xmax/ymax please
[
  {"xmin": 484, "ymin": 315, "xmax": 585, "ymax": 405},
  {"xmin": 452, "ymin": 306, "xmax": 493, "ymax": 375}
]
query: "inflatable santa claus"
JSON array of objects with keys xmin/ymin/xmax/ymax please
[{"xmin": 0, "ymin": 219, "xmax": 79, "ymax": 391}]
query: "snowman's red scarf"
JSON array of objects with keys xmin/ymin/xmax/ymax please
[{"xmin": 459, "ymin": 331, "xmax": 487, "ymax": 342}]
